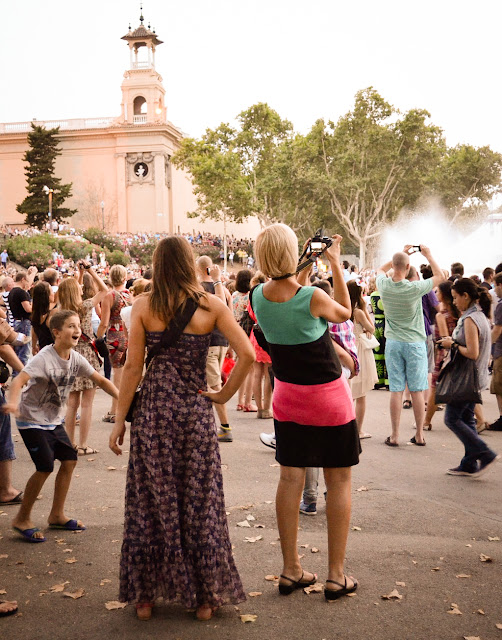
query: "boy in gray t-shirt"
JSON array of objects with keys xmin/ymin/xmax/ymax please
[{"xmin": 2, "ymin": 310, "xmax": 119, "ymax": 543}]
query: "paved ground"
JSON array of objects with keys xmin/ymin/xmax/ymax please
[{"xmin": 1, "ymin": 388, "xmax": 501, "ymax": 640}]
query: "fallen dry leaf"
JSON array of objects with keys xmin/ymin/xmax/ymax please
[
  {"xmin": 248, "ymin": 592, "xmax": 262, "ymax": 597},
  {"xmin": 86, "ymin": 458, "xmax": 95, "ymax": 462},
  {"xmin": 264, "ymin": 500, "xmax": 273, "ymax": 504},
  {"xmin": 0, "ymin": 589, "xmax": 6, "ymax": 595},
  {"xmin": 431, "ymin": 567, "xmax": 440, "ymax": 572},
  {"xmin": 105, "ymin": 601, "xmax": 127, "ymax": 610},
  {"xmin": 447, "ymin": 603, "xmax": 462, "ymax": 615},
  {"xmin": 488, "ymin": 536, "xmax": 500, "ymax": 541},
  {"xmin": 65, "ymin": 558, "xmax": 77, "ymax": 564},
  {"xmin": 463, "ymin": 637, "xmax": 481, "ymax": 640},
  {"xmin": 50, "ymin": 582, "xmax": 69, "ymax": 593},
  {"xmin": 107, "ymin": 466, "xmax": 116, "ymax": 471},
  {"xmin": 456, "ymin": 574, "xmax": 471, "ymax": 579},
  {"xmin": 304, "ymin": 583, "xmax": 323, "ymax": 594},
  {"xmin": 381, "ymin": 589, "xmax": 402, "ymax": 600},
  {"xmin": 395, "ymin": 582, "xmax": 406, "ymax": 587},
  {"xmin": 300, "ymin": 544, "xmax": 309, "ymax": 549},
  {"xmin": 100, "ymin": 579, "xmax": 111, "ymax": 586},
  {"xmin": 26, "ymin": 575, "xmax": 33, "ymax": 580},
  {"xmin": 55, "ymin": 538, "xmax": 65, "ymax": 544},
  {"xmin": 236, "ymin": 520, "xmax": 251, "ymax": 528},
  {"xmin": 239, "ymin": 503, "xmax": 254, "ymax": 510},
  {"xmin": 244, "ymin": 535, "xmax": 263, "ymax": 543},
  {"xmin": 0, "ymin": 554, "xmax": 8, "ymax": 559},
  {"xmin": 39, "ymin": 591, "xmax": 47, "ymax": 596},
  {"xmin": 477, "ymin": 609, "xmax": 485, "ymax": 615},
  {"xmin": 356, "ymin": 486, "xmax": 368, "ymax": 492},
  {"xmin": 311, "ymin": 547, "xmax": 320, "ymax": 553},
  {"xmin": 480, "ymin": 553, "xmax": 492, "ymax": 563},
  {"xmin": 352, "ymin": 526, "xmax": 362, "ymax": 531},
  {"xmin": 495, "ymin": 623, "xmax": 502, "ymax": 629},
  {"xmin": 269, "ymin": 463, "xmax": 280, "ymax": 467},
  {"xmin": 63, "ymin": 588, "xmax": 85, "ymax": 599},
  {"xmin": 63, "ymin": 549, "xmax": 73, "ymax": 553},
  {"xmin": 264, "ymin": 575, "xmax": 278, "ymax": 581},
  {"xmin": 346, "ymin": 592, "xmax": 357, "ymax": 597},
  {"xmin": 466, "ymin": 544, "xmax": 472, "ymax": 548},
  {"xmin": 254, "ymin": 524, "xmax": 265, "ymax": 529},
  {"xmin": 412, "ymin": 560, "xmax": 418, "ymax": 565},
  {"xmin": 240, "ymin": 614, "xmax": 257, "ymax": 623},
  {"xmin": 246, "ymin": 514, "xmax": 255, "ymax": 521}
]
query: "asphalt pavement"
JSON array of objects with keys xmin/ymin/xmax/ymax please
[{"xmin": 1, "ymin": 388, "xmax": 501, "ymax": 640}]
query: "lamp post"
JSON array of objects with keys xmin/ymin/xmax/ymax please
[
  {"xmin": 100, "ymin": 201, "xmax": 105, "ymax": 230},
  {"xmin": 43, "ymin": 185, "xmax": 53, "ymax": 232}
]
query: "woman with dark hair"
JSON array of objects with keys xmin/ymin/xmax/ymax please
[
  {"xmin": 438, "ymin": 278, "xmax": 498, "ymax": 476},
  {"xmin": 30, "ymin": 281, "xmax": 56, "ymax": 354},
  {"xmin": 423, "ymin": 281, "xmax": 458, "ymax": 430},
  {"xmin": 347, "ymin": 280, "xmax": 378, "ymax": 438},
  {"xmin": 231, "ymin": 269, "xmax": 256, "ymax": 411},
  {"xmin": 110, "ymin": 236, "xmax": 254, "ymax": 622}
]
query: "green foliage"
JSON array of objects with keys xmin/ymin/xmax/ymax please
[
  {"xmin": 83, "ymin": 227, "xmax": 122, "ymax": 252},
  {"xmin": 128, "ymin": 239, "xmax": 157, "ymax": 266},
  {"xmin": 191, "ymin": 245, "xmax": 221, "ymax": 262},
  {"xmin": 173, "ymin": 103, "xmax": 293, "ymax": 225},
  {"xmin": 6, "ymin": 236, "xmax": 53, "ymax": 270},
  {"xmin": 16, "ymin": 124, "xmax": 77, "ymax": 228},
  {"xmin": 107, "ymin": 249, "xmax": 129, "ymax": 266},
  {"xmin": 56, "ymin": 238, "xmax": 89, "ymax": 262}
]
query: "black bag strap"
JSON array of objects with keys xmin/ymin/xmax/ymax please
[{"xmin": 145, "ymin": 297, "xmax": 198, "ymax": 369}]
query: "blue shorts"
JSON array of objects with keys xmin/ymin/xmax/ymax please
[
  {"xmin": 0, "ymin": 390, "xmax": 15, "ymax": 462},
  {"xmin": 385, "ymin": 339, "xmax": 429, "ymax": 393}
]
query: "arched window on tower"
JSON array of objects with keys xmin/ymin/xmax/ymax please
[{"xmin": 133, "ymin": 96, "xmax": 147, "ymax": 123}]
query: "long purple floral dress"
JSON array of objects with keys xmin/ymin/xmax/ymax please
[{"xmin": 119, "ymin": 330, "xmax": 245, "ymax": 608}]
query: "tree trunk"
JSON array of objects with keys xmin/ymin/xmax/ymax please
[{"xmin": 359, "ymin": 240, "xmax": 365, "ymax": 269}]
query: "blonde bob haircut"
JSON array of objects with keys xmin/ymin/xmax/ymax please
[
  {"xmin": 110, "ymin": 264, "xmax": 127, "ymax": 286},
  {"xmin": 255, "ymin": 223, "xmax": 298, "ymax": 279}
]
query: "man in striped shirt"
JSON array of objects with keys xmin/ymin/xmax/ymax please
[{"xmin": 376, "ymin": 245, "xmax": 443, "ymax": 447}]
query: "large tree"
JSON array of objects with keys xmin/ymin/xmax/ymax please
[
  {"xmin": 16, "ymin": 124, "xmax": 76, "ymax": 228},
  {"xmin": 173, "ymin": 103, "xmax": 293, "ymax": 226}
]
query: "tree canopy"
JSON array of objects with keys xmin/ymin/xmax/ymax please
[
  {"xmin": 16, "ymin": 124, "xmax": 76, "ymax": 228},
  {"xmin": 173, "ymin": 90, "xmax": 502, "ymax": 265}
]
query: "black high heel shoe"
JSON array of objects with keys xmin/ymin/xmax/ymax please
[
  {"xmin": 278, "ymin": 571, "xmax": 317, "ymax": 595},
  {"xmin": 324, "ymin": 575, "xmax": 358, "ymax": 601}
]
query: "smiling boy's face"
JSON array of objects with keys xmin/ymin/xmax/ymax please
[{"xmin": 53, "ymin": 315, "xmax": 81, "ymax": 347}]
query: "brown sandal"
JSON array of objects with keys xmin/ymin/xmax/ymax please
[{"xmin": 136, "ymin": 602, "xmax": 153, "ymax": 621}]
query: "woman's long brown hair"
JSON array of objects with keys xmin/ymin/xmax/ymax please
[{"xmin": 149, "ymin": 236, "xmax": 207, "ymax": 325}]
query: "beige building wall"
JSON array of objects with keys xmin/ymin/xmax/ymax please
[{"xmin": 0, "ymin": 17, "xmax": 262, "ymax": 241}]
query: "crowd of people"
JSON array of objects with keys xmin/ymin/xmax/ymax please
[{"xmin": 0, "ymin": 225, "xmax": 500, "ymax": 622}]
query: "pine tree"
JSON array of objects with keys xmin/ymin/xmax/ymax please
[{"xmin": 16, "ymin": 124, "xmax": 77, "ymax": 228}]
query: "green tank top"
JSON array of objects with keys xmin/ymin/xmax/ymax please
[{"xmin": 252, "ymin": 284, "xmax": 327, "ymax": 345}]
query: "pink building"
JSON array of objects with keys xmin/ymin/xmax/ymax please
[{"xmin": 0, "ymin": 11, "xmax": 260, "ymax": 239}]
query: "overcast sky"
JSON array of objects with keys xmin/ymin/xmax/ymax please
[{"xmin": 2, "ymin": 0, "xmax": 501, "ymax": 151}]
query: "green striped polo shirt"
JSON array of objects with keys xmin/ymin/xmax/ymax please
[{"xmin": 376, "ymin": 274, "xmax": 433, "ymax": 343}]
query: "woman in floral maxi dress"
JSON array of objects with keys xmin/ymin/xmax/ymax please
[{"xmin": 110, "ymin": 236, "xmax": 255, "ymax": 622}]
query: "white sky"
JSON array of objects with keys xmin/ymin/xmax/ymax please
[{"xmin": 2, "ymin": 0, "xmax": 501, "ymax": 151}]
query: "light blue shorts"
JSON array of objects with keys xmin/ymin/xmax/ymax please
[{"xmin": 385, "ymin": 339, "xmax": 429, "ymax": 393}]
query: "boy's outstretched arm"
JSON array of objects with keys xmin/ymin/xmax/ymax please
[
  {"xmin": 2, "ymin": 371, "xmax": 31, "ymax": 415},
  {"xmin": 90, "ymin": 372, "xmax": 119, "ymax": 399}
]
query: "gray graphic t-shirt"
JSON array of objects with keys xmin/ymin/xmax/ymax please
[{"xmin": 19, "ymin": 345, "xmax": 95, "ymax": 427}]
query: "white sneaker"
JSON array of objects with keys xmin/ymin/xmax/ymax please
[{"xmin": 259, "ymin": 432, "xmax": 276, "ymax": 449}]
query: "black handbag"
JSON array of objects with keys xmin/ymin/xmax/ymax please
[
  {"xmin": 239, "ymin": 309, "xmax": 254, "ymax": 337},
  {"xmin": 248, "ymin": 286, "xmax": 270, "ymax": 354},
  {"xmin": 435, "ymin": 344, "xmax": 482, "ymax": 405},
  {"xmin": 0, "ymin": 360, "xmax": 10, "ymax": 384},
  {"xmin": 125, "ymin": 298, "xmax": 198, "ymax": 422}
]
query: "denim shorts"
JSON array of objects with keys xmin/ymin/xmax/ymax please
[
  {"xmin": 385, "ymin": 339, "xmax": 429, "ymax": 392},
  {"xmin": 0, "ymin": 390, "xmax": 15, "ymax": 462}
]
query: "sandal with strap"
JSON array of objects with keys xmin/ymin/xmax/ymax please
[
  {"xmin": 324, "ymin": 575, "xmax": 358, "ymax": 601},
  {"xmin": 278, "ymin": 570, "xmax": 317, "ymax": 595},
  {"xmin": 102, "ymin": 413, "xmax": 116, "ymax": 423},
  {"xmin": 77, "ymin": 446, "xmax": 99, "ymax": 456},
  {"xmin": 196, "ymin": 604, "xmax": 219, "ymax": 621},
  {"xmin": 136, "ymin": 602, "xmax": 154, "ymax": 621}
]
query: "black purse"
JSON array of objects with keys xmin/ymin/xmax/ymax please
[
  {"xmin": 0, "ymin": 360, "xmax": 10, "ymax": 384},
  {"xmin": 125, "ymin": 298, "xmax": 198, "ymax": 422},
  {"xmin": 435, "ymin": 344, "xmax": 482, "ymax": 405},
  {"xmin": 239, "ymin": 309, "xmax": 254, "ymax": 337},
  {"xmin": 249, "ymin": 286, "xmax": 270, "ymax": 354}
]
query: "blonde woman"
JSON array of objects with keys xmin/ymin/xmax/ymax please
[
  {"xmin": 252, "ymin": 224, "xmax": 359, "ymax": 601},
  {"xmin": 120, "ymin": 278, "xmax": 149, "ymax": 334},
  {"xmin": 58, "ymin": 263, "xmax": 108, "ymax": 453},
  {"xmin": 97, "ymin": 265, "xmax": 131, "ymax": 422}
]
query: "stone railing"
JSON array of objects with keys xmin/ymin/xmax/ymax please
[{"xmin": 0, "ymin": 117, "xmax": 116, "ymax": 134}]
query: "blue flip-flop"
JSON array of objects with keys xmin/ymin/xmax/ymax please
[
  {"xmin": 13, "ymin": 526, "xmax": 46, "ymax": 543},
  {"xmin": 48, "ymin": 519, "xmax": 86, "ymax": 531}
]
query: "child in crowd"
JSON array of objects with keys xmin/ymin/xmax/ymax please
[{"xmin": 2, "ymin": 310, "xmax": 118, "ymax": 542}]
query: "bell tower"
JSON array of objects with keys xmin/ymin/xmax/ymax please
[{"xmin": 118, "ymin": 4, "xmax": 167, "ymax": 125}]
